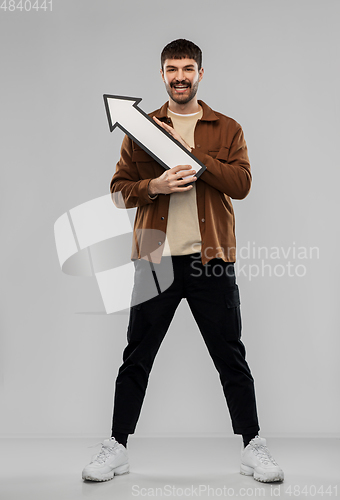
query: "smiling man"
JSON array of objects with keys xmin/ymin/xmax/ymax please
[
  {"xmin": 161, "ymin": 57, "xmax": 203, "ymax": 108},
  {"xmin": 82, "ymin": 39, "xmax": 284, "ymax": 484}
]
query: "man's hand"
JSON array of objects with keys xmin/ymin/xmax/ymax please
[
  {"xmin": 148, "ymin": 164, "xmax": 197, "ymax": 196},
  {"xmin": 153, "ymin": 116, "xmax": 192, "ymax": 152}
]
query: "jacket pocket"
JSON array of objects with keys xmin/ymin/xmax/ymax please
[
  {"xmin": 132, "ymin": 149, "xmax": 156, "ymax": 178},
  {"xmin": 208, "ymin": 146, "xmax": 230, "ymax": 162},
  {"xmin": 132, "ymin": 149, "xmax": 153, "ymax": 162}
]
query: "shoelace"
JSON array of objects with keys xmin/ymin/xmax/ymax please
[
  {"xmin": 87, "ymin": 438, "xmax": 119, "ymax": 464},
  {"xmin": 251, "ymin": 443, "xmax": 278, "ymax": 466},
  {"xmin": 93, "ymin": 445, "xmax": 117, "ymax": 464},
  {"xmin": 87, "ymin": 438, "xmax": 118, "ymax": 450}
]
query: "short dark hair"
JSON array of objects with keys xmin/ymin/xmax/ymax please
[{"xmin": 161, "ymin": 39, "xmax": 202, "ymax": 71}]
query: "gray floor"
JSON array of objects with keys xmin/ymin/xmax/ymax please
[{"xmin": 0, "ymin": 437, "xmax": 339, "ymax": 500}]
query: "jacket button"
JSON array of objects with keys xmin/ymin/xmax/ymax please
[
  {"xmin": 161, "ymin": 216, "xmax": 164, "ymax": 220},
  {"xmin": 196, "ymin": 144, "xmax": 201, "ymax": 148},
  {"xmin": 167, "ymin": 119, "xmax": 171, "ymax": 124},
  {"xmin": 158, "ymin": 241, "xmax": 162, "ymax": 246},
  {"xmin": 201, "ymin": 218, "xmax": 205, "ymax": 222}
]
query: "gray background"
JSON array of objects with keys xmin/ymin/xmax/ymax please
[{"xmin": 1, "ymin": 0, "xmax": 339, "ymax": 438}]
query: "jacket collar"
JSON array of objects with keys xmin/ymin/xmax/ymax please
[{"xmin": 152, "ymin": 100, "xmax": 219, "ymax": 122}]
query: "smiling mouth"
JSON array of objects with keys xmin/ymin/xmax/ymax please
[{"xmin": 173, "ymin": 84, "xmax": 190, "ymax": 93}]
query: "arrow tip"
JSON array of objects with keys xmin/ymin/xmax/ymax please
[{"xmin": 103, "ymin": 94, "xmax": 143, "ymax": 132}]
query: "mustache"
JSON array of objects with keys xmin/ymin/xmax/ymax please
[{"xmin": 170, "ymin": 80, "xmax": 191, "ymax": 88}]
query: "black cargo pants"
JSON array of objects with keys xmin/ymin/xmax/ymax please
[{"xmin": 111, "ymin": 253, "xmax": 260, "ymax": 436}]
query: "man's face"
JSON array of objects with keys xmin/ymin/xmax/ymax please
[{"xmin": 161, "ymin": 58, "xmax": 204, "ymax": 105}]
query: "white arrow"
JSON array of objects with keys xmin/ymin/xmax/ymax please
[{"xmin": 103, "ymin": 95, "xmax": 206, "ymax": 178}]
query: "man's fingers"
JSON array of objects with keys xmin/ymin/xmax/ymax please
[
  {"xmin": 178, "ymin": 176, "xmax": 197, "ymax": 184},
  {"xmin": 153, "ymin": 116, "xmax": 168, "ymax": 131},
  {"xmin": 163, "ymin": 123, "xmax": 175, "ymax": 135},
  {"xmin": 153, "ymin": 116, "xmax": 172, "ymax": 132},
  {"xmin": 153, "ymin": 116, "xmax": 162, "ymax": 125},
  {"xmin": 173, "ymin": 164, "xmax": 194, "ymax": 172},
  {"xmin": 174, "ymin": 167, "xmax": 197, "ymax": 181},
  {"xmin": 176, "ymin": 171, "xmax": 196, "ymax": 179},
  {"xmin": 174, "ymin": 184, "xmax": 194, "ymax": 192}
]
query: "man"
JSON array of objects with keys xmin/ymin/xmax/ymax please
[{"xmin": 82, "ymin": 39, "xmax": 284, "ymax": 483}]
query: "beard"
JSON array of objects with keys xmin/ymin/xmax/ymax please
[{"xmin": 165, "ymin": 78, "xmax": 199, "ymax": 105}]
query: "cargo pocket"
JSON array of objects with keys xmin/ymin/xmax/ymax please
[
  {"xmin": 225, "ymin": 285, "xmax": 240, "ymax": 308},
  {"xmin": 127, "ymin": 303, "xmax": 142, "ymax": 343},
  {"xmin": 224, "ymin": 285, "xmax": 242, "ymax": 340}
]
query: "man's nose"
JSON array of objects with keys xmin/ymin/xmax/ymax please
[{"xmin": 177, "ymin": 69, "xmax": 184, "ymax": 81}]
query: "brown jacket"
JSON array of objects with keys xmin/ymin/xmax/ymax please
[{"xmin": 110, "ymin": 100, "xmax": 251, "ymax": 265}]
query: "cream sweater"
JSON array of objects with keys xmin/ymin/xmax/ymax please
[{"xmin": 162, "ymin": 107, "xmax": 203, "ymax": 256}]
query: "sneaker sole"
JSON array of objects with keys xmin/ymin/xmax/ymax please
[
  {"xmin": 240, "ymin": 463, "xmax": 284, "ymax": 483},
  {"xmin": 82, "ymin": 463, "xmax": 130, "ymax": 482}
]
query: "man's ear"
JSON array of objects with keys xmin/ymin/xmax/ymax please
[
  {"xmin": 160, "ymin": 68, "xmax": 165, "ymax": 83},
  {"xmin": 198, "ymin": 67, "xmax": 204, "ymax": 82}
]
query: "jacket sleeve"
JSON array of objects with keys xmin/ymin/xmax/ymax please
[
  {"xmin": 191, "ymin": 125, "xmax": 252, "ymax": 200},
  {"xmin": 109, "ymin": 134, "xmax": 158, "ymax": 208}
]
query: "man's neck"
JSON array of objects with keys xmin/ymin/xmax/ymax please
[{"xmin": 168, "ymin": 97, "xmax": 201, "ymax": 115}]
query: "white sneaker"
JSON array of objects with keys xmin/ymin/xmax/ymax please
[
  {"xmin": 82, "ymin": 437, "xmax": 129, "ymax": 482},
  {"xmin": 240, "ymin": 436, "xmax": 284, "ymax": 482}
]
